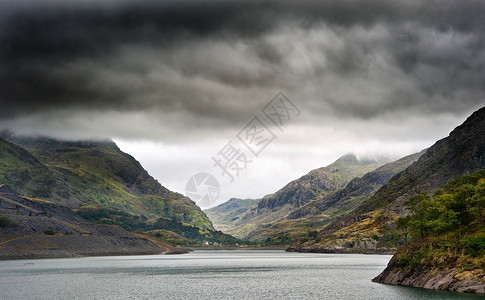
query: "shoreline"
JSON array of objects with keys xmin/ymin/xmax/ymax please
[
  {"xmin": 286, "ymin": 246, "xmax": 396, "ymax": 255},
  {"xmin": 373, "ymin": 267, "xmax": 485, "ymax": 294},
  {"xmin": 187, "ymin": 245, "xmax": 288, "ymax": 251}
]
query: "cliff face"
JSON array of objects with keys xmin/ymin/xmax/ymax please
[
  {"xmin": 284, "ymin": 152, "xmax": 423, "ymax": 251},
  {"xmin": 374, "ymin": 266, "xmax": 485, "ymax": 294}
]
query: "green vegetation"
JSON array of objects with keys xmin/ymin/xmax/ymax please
[
  {"xmin": 77, "ymin": 205, "xmax": 239, "ymax": 245},
  {"xmin": 44, "ymin": 229, "xmax": 55, "ymax": 235},
  {"xmin": 463, "ymin": 236, "xmax": 485, "ymax": 257},
  {"xmin": 0, "ymin": 136, "xmax": 226, "ymax": 245},
  {"xmin": 0, "ymin": 216, "xmax": 10, "ymax": 228},
  {"xmin": 395, "ymin": 239, "xmax": 485, "ymax": 271},
  {"xmin": 394, "ymin": 170, "xmax": 485, "ymax": 271},
  {"xmin": 145, "ymin": 229, "xmax": 190, "ymax": 246},
  {"xmin": 398, "ymin": 170, "xmax": 485, "ymax": 241},
  {"xmin": 0, "ymin": 139, "xmax": 58, "ymax": 198},
  {"xmin": 397, "ymin": 247, "xmax": 427, "ymax": 269},
  {"xmin": 0, "ymin": 216, "xmax": 19, "ymax": 228}
]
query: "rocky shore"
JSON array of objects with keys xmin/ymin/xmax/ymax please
[
  {"xmin": 0, "ymin": 234, "xmax": 165, "ymax": 260},
  {"xmin": 373, "ymin": 261, "xmax": 485, "ymax": 294},
  {"xmin": 286, "ymin": 237, "xmax": 396, "ymax": 255},
  {"xmin": 373, "ymin": 241, "xmax": 485, "ymax": 294}
]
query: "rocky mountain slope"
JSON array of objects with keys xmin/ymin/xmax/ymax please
[
  {"xmin": 292, "ymin": 106, "xmax": 485, "ymax": 254},
  {"xmin": 357, "ymin": 107, "xmax": 485, "ymax": 215},
  {"xmin": 0, "ymin": 136, "xmax": 61, "ymax": 202},
  {"xmin": 288, "ymin": 150, "xmax": 425, "ymax": 220},
  {"xmin": 0, "ymin": 134, "xmax": 237, "ymax": 250},
  {"xmin": 0, "ymin": 184, "xmax": 169, "ymax": 259},
  {"xmin": 257, "ymin": 154, "xmax": 387, "ymax": 211},
  {"xmin": 249, "ymin": 151, "xmax": 423, "ymax": 244}
]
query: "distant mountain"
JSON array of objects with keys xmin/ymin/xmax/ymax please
[
  {"xmin": 0, "ymin": 134, "xmax": 237, "ymax": 248},
  {"xmin": 210, "ymin": 154, "xmax": 391, "ymax": 241},
  {"xmin": 243, "ymin": 152, "xmax": 422, "ymax": 243},
  {"xmin": 205, "ymin": 198, "xmax": 259, "ymax": 236},
  {"xmin": 292, "ymin": 106, "xmax": 485, "ymax": 253},
  {"xmin": 257, "ymin": 154, "xmax": 388, "ymax": 211},
  {"xmin": 288, "ymin": 150, "xmax": 426, "ymax": 220}
]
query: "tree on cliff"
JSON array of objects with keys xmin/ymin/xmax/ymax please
[{"xmin": 399, "ymin": 170, "xmax": 485, "ymax": 241}]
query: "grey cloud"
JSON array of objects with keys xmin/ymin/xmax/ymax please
[{"xmin": 0, "ymin": 0, "xmax": 484, "ymax": 135}]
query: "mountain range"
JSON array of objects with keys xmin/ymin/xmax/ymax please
[
  {"xmin": 206, "ymin": 153, "xmax": 418, "ymax": 243},
  {"xmin": 209, "ymin": 107, "xmax": 485, "ymax": 252}
]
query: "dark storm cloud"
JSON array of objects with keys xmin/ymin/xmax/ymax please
[
  {"xmin": 0, "ymin": 0, "xmax": 484, "ymax": 126},
  {"xmin": 0, "ymin": 0, "xmax": 274, "ymax": 117}
]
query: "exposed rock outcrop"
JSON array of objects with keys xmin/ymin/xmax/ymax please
[
  {"xmin": 373, "ymin": 240, "xmax": 485, "ymax": 294},
  {"xmin": 374, "ymin": 261, "xmax": 485, "ymax": 294}
]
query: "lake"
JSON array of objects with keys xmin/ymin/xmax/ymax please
[{"xmin": 0, "ymin": 250, "xmax": 482, "ymax": 299}]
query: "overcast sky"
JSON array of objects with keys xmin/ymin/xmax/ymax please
[{"xmin": 1, "ymin": 0, "xmax": 484, "ymax": 208}]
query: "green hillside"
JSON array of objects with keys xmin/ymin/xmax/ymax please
[
  {"xmin": 0, "ymin": 138, "xmax": 61, "ymax": 200},
  {"xmin": 0, "ymin": 134, "xmax": 237, "ymax": 245}
]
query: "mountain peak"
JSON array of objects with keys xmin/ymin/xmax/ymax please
[{"xmin": 333, "ymin": 153, "xmax": 359, "ymax": 164}]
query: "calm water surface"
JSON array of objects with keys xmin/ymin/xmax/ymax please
[{"xmin": 0, "ymin": 250, "xmax": 482, "ymax": 299}]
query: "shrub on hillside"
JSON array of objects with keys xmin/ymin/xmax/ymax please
[
  {"xmin": 0, "ymin": 216, "xmax": 11, "ymax": 228},
  {"xmin": 463, "ymin": 236, "xmax": 485, "ymax": 257}
]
